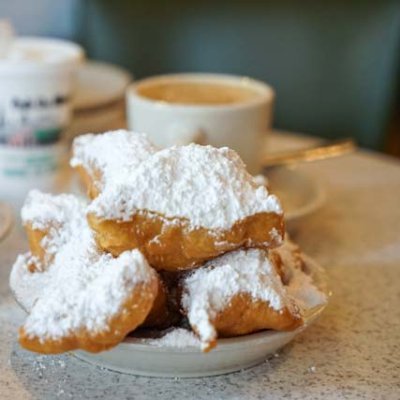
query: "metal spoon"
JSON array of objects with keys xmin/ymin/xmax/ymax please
[{"xmin": 262, "ymin": 138, "xmax": 356, "ymax": 169}]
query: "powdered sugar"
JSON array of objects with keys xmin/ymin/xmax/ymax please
[
  {"xmin": 285, "ymin": 259, "xmax": 327, "ymax": 313},
  {"xmin": 145, "ymin": 328, "xmax": 201, "ymax": 349},
  {"xmin": 182, "ymin": 243, "xmax": 327, "ymax": 348},
  {"xmin": 181, "ymin": 248, "xmax": 297, "ymax": 347},
  {"xmin": 10, "ymin": 253, "xmax": 47, "ymax": 310},
  {"xmin": 21, "ymin": 190, "xmax": 87, "ymax": 265},
  {"xmin": 253, "ymin": 174, "xmax": 269, "ymax": 187},
  {"xmin": 272, "ymin": 239, "xmax": 327, "ymax": 312},
  {"xmin": 23, "ymin": 250, "xmax": 153, "ymax": 340},
  {"xmin": 21, "ymin": 190, "xmax": 84, "ymax": 231},
  {"xmin": 70, "ymin": 130, "xmax": 157, "ymax": 192},
  {"xmin": 11, "ymin": 191, "xmax": 156, "ymax": 341},
  {"xmin": 88, "ymin": 141, "xmax": 282, "ymax": 229}
]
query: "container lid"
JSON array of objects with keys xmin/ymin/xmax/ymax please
[{"xmin": 0, "ymin": 37, "xmax": 84, "ymax": 73}]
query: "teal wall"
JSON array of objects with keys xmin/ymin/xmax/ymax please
[{"xmin": 77, "ymin": 0, "xmax": 400, "ymax": 150}]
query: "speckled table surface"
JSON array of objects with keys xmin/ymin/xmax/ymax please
[{"xmin": 1, "ymin": 133, "xmax": 399, "ymax": 400}]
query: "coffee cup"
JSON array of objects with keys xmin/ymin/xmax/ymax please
[{"xmin": 126, "ymin": 73, "xmax": 274, "ymax": 173}]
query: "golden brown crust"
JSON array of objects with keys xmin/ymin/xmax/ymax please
[
  {"xmin": 140, "ymin": 278, "xmax": 171, "ymax": 329},
  {"xmin": 19, "ymin": 280, "xmax": 158, "ymax": 354},
  {"xmin": 87, "ymin": 211, "xmax": 284, "ymax": 271},
  {"xmin": 190, "ymin": 293, "xmax": 302, "ymax": 352},
  {"xmin": 212, "ymin": 293, "xmax": 302, "ymax": 339},
  {"xmin": 75, "ymin": 165, "xmax": 102, "ymax": 199},
  {"xmin": 25, "ymin": 223, "xmax": 49, "ymax": 270},
  {"xmin": 268, "ymin": 250, "xmax": 285, "ymax": 281}
]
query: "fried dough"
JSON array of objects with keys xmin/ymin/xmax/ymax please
[
  {"xmin": 181, "ymin": 248, "xmax": 302, "ymax": 350},
  {"xmin": 88, "ymin": 210, "xmax": 284, "ymax": 271}
]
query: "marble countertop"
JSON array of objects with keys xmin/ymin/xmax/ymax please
[{"xmin": 1, "ymin": 133, "xmax": 399, "ymax": 399}]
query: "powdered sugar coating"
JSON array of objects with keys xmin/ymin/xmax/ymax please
[
  {"xmin": 10, "ymin": 253, "xmax": 47, "ymax": 310},
  {"xmin": 274, "ymin": 240, "xmax": 327, "ymax": 313},
  {"xmin": 144, "ymin": 328, "xmax": 201, "ymax": 349},
  {"xmin": 70, "ymin": 130, "xmax": 157, "ymax": 192},
  {"xmin": 182, "ymin": 243, "xmax": 327, "ymax": 348},
  {"xmin": 89, "ymin": 142, "xmax": 282, "ymax": 229},
  {"xmin": 181, "ymin": 248, "xmax": 297, "ymax": 347},
  {"xmin": 23, "ymin": 250, "xmax": 154, "ymax": 340},
  {"xmin": 12, "ymin": 191, "xmax": 156, "ymax": 341},
  {"xmin": 21, "ymin": 190, "xmax": 87, "ymax": 265},
  {"xmin": 21, "ymin": 190, "xmax": 83, "ymax": 231}
]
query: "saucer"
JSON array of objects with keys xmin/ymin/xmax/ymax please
[
  {"xmin": 265, "ymin": 168, "xmax": 325, "ymax": 222},
  {"xmin": 73, "ymin": 61, "xmax": 132, "ymax": 110}
]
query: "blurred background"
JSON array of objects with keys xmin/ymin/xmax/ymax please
[{"xmin": 2, "ymin": 0, "xmax": 400, "ymax": 154}]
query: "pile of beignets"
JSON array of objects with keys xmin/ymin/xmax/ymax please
[{"xmin": 10, "ymin": 130, "xmax": 326, "ymax": 354}]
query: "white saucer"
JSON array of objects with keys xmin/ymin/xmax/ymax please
[
  {"xmin": 73, "ymin": 61, "xmax": 132, "ymax": 110},
  {"xmin": 265, "ymin": 168, "xmax": 325, "ymax": 222}
]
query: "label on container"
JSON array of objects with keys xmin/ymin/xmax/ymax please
[
  {"xmin": 0, "ymin": 81, "xmax": 72, "ymax": 206},
  {"xmin": 0, "ymin": 144, "xmax": 68, "ymax": 208},
  {"xmin": 0, "ymin": 91, "xmax": 69, "ymax": 145}
]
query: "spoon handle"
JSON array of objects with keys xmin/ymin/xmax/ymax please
[{"xmin": 262, "ymin": 138, "xmax": 356, "ymax": 169}]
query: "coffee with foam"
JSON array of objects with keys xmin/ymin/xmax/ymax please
[{"xmin": 138, "ymin": 81, "xmax": 260, "ymax": 105}]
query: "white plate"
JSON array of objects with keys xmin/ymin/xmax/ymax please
[
  {"xmin": 73, "ymin": 262, "xmax": 328, "ymax": 378},
  {"xmin": 265, "ymin": 168, "xmax": 325, "ymax": 222},
  {"xmin": 73, "ymin": 61, "xmax": 132, "ymax": 110},
  {"xmin": 74, "ymin": 306, "xmax": 325, "ymax": 378}
]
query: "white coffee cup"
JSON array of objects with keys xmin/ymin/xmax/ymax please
[
  {"xmin": 126, "ymin": 73, "xmax": 274, "ymax": 173},
  {"xmin": 0, "ymin": 37, "xmax": 83, "ymax": 208}
]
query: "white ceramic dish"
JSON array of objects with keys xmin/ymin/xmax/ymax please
[
  {"xmin": 74, "ymin": 305, "xmax": 325, "ymax": 378},
  {"xmin": 73, "ymin": 262, "xmax": 328, "ymax": 378},
  {"xmin": 265, "ymin": 167, "xmax": 325, "ymax": 222}
]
